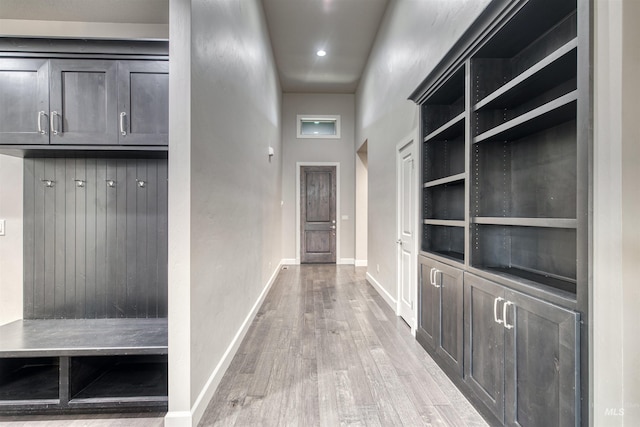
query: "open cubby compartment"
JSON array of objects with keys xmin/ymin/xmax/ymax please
[
  {"xmin": 69, "ymin": 355, "xmax": 168, "ymax": 401},
  {"xmin": 421, "ymin": 66, "xmax": 465, "ymax": 134},
  {"xmin": 472, "ymin": 120, "xmax": 576, "ymax": 218},
  {"xmin": 424, "ymin": 180, "xmax": 465, "ymax": 221},
  {"xmin": 422, "ymin": 224, "xmax": 464, "ymax": 262},
  {"xmin": 472, "ymin": 0, "xmax": 577, "ymax": 103},
  {"xmin": 0, "ymin": 357, "xmax": 59, "ymax": 401},
  {"xmin": 471, "ymin": 223, "xmax": 577, "ymax": 295},
  {"xmin": 472, "ymin": 46, "xmax": 576, "ymax": 135},
  {"xmin": 423, "ymin": 136, "xmax": 465, "ymax": 183}
]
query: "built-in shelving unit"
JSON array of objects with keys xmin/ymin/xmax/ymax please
[
  {"xmin": 411, "ymin": 0, "xmax": 588, "ymax": 425},
  {"xmin": 421, "ymin": 66, "xmax": 467, "ymax": 263},
  {"xmin": 469, "ymin": 2, "xmax": 579, "ymax": 297}
]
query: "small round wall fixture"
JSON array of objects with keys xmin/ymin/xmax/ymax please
[{"xmin": 316, "ymin": 49, "xmax": 327, "ymax": 57}]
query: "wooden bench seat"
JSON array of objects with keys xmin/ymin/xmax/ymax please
[{"xmin": 0, "ymin": 318, "xmax": 167, "ymax": 414}]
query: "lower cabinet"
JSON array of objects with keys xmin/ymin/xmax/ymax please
[
  {"xmin": 418, "ymin": 256, "xmax": 464, "ymax": 377},
  {"xmin": 417, "ymin": 257, "xmax": 581, "ymax": 426},
  {"xmin": 464, "ymin": 272, "xmax": 580, "ymax": 427}
]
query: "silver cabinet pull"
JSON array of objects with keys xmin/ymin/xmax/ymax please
[
  {"xmin": 430, "ymin": 268, "xmax": 441, "ymax": 288},
  {"xmin": 493, "ymin": 297, "xmax": 504, "ymax": 324},
  {"xmin": 50, "ymin": 111, "xmax": 59, "ymax": 135},
  {"xmin": 429, "ymin": 268, "xmax": 435, "ymax": 286},
  {"xmin": 503, "ymin": 301, "xmax": 514, "ymax": 329},
  {"xmin": 120, "ymin": 112, "xmax": 127, "ymax": 136},
  {"xmin": 37, "ymin": 111, "xmax": 47, "ymax": 134}
]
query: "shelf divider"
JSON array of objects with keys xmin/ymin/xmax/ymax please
[
  {"xmin": 423, "ymin": 219, "xmax": 466, "ymax": 227},
  {"xmin": 474, "ymin": 90, "xmax": 577, "ymax": 144},
  {"xmin": 423, "ymin": 173, "xmax": 465, "ymax": 188},
  {"xmin": 423, "ymin": 112, "xmax": 465, "ymax": 142},
  {"xmin": 472, "ymin": 217, "xmax": 577, "ymax": 228},
  {"xmin": 474, "ymin": 38, "xmax": 578, "ymax": 111}
]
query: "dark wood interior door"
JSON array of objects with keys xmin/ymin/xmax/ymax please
[{"xmin": 301, "ymin": 166, "xmax": 336, "ymax": 263}]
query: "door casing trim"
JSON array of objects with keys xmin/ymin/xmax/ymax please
[
  {"xmin": 296, "ymin": 162, "xmax": 341, "ymax": 264},
  {"xmin": 396, "ymin": 129, "xmax": 419, "ymax": 334}
]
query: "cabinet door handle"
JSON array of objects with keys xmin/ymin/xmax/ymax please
[
  {"xmin": 120, "ymin": 112, "xmax": 127, "ymax": 136},
  {"xmin": 429, "ymin": 268, "xmax": 435, "ymax": 286},
  {"xmin": 503, "ymin": 301, "xmax": 514, "ymax": 329},
  {"xmin": 37, "ymin": 111, "xmax": 47, "ymax": 134},
  {"xmin": 50, "ymin": 111, "xmax": 59, "ymax": 135},
  {"xmin": 432, "ymin": 269, "xmax": 441, "ymax": 288},
  {"xmin": 493, "ymin": 297, "xmax": 504, "ymax": 324}
]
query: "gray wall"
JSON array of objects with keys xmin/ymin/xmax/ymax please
[
  {"xmin": 281, "ymin": 93, "xmax": 355, "ymax": 263},
  {"xmin": 168, "ymin": 0, "xmax": 282, "ymax": 425},
  {"xmin": 0, "ymin": 0, "xmax": 168, "ymax": 40},
  {"xmin": 355, "ymin": 0, "xmax": 491, "ymax": 301},
  {"xmin": 593, "ymin": 0, "xmax": 640, "ymax": 424}
]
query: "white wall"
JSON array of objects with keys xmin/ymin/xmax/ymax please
[
  {"xmin": 0, "ymin": 155, "xmax": 23, "ymax": 326},
  {"xmin": 167, "ymin": 0, "xmax": 282, "ymax": 425},
  {"xmin": 355, "ymin": 0, "xmax": 490, "ymax": 301},
  {"xmin": 281, "ymin": 93, "xmax": 355, "ymax": 264},
  {"xmin": 593, "ymin": 0, "xmax": 640, "ymax": 424}
]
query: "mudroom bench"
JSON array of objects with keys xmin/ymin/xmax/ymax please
[{"xmin": 0, "ymin": 318, "xmax": 167, "ymax": 414}]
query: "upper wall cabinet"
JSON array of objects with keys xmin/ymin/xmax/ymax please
[
  {"xmin": 0, "ymin": 58, "xmax": 49, "ymax": 145},
  {"xmin": 50, "ymin": 60, "xmax": 118, "ymax": 145},
  {"xmin": 0, "ymin": 57, "xmax": 168, "ymax": 149},
  {"xmin": 117, "ymin": 61, "xmax": 169, "ymax": 146}
]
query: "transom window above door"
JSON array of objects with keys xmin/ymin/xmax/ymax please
[{"xmin": 297, "ymin": 114, "xmax": 341, "ymax": 139}]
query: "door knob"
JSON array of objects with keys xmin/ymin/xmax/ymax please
[
  {"xmin": 396, "ymin": 239, "xmax": 402, "ymax": 245},
  {"xmin": 330, "ymin": 225, "xmax": 336, "ymax": 229}
]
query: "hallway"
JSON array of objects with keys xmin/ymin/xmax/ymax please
[{"xmin": 199, "ymin": 265, "xmax": 487, "ymax": 426}]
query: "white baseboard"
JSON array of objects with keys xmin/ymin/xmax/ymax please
[
  {"xmin": 365, "ymin": 272, "xmax": 397, "ymax": 310},
  {"xmin": 165, "ymin": 260, "xmax": 284, "ymax": 427},
  {"xmin": 338, "ymin": 258, "xmax": 355, "ymax": 265},
  {"xmin": 164, "ymin": 411, "xmax": 192, "ymax": 427},
  {"xmin": 282, "ymin": 258, "xmax": 298, "ymax": 265},
  {"xmin": 355, "ymin": 259, "xmax": 368, "ymax": 267}
]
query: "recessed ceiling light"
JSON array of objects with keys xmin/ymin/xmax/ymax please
[{"xmin": 316, "ymin": 50, "xmax": 327, "ymax": 57}]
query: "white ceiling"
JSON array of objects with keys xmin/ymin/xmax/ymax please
[
  {"xmin": 0, "ymin": 0, "xmax": 388, "ymax": 94},
  {"xmin": 261, "ymin": 0, "xmax": 389, "ymax": 93}
]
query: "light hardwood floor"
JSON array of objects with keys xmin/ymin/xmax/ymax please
[
  {"xmin": 199, "ymin": 265, "xmax": 487, "ymax": 426},
  {"xmin": 0, "ymin": 265, "xmax": 487, "ymax": 426}
]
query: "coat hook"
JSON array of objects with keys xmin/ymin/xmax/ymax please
[
  {"xmin": 106, "ymin": 179, "xmax": 116, "ymax": 188},
  {"xmin": 136, "ymin": 179, "xmax": 146, "ymax": 188},
  {"xmin": 75, "ymin": 179, "xmax": 85, "ymax": 188},
  {"xmin": 41, "ymin": 179, "xmax": 55, "ymax": 188}
]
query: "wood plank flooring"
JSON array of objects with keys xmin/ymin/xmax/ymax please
[
  {"xmin": 0, "ymin": 265, "xmax": 487, "ymax": 426},
  {"xmin": 199, "ymin": 265, "xmax": 487, "ymax": 426}
]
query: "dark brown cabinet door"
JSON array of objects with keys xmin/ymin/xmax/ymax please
[
  {"xmin": 49, "ymin": 59, "xmax": 117, "ymax": 145},
  {"xmin": 418, "ymin": 259, "xmax": 438, "ymax": 350},
  {"xmin": 464, "ymin": 273, "xmax": 506, "ymax": 424},
  {"xmin": 504, "ymin": 289, "xmax": 580, "ymax": 427},
  {"xmin": 417, "ymin": 257, "xmax": 464, "ymax": 377},
  {"xmin": 117, "ymin": 60, "xmax": 169, "ymax": 146},
  {"xmin": 0, "ymin": 58, "xmax": 49, "ymax": 145},
  {"xmin": 300, "ymin": 166, "xmax": 336, "ymax": 263},
  {"xmin": 435, "ymin": 261, "xmax": 464, "ymax": 376}
]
